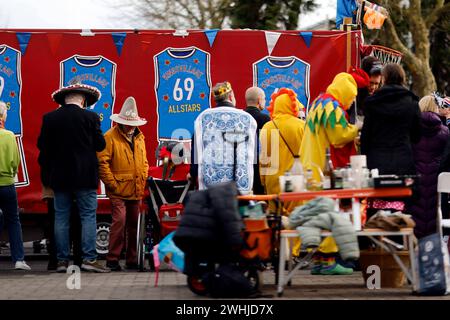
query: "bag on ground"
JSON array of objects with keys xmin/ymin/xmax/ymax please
[{"xmin": 417, "ymin": 233, "xmax": 450, "ymax": 295}]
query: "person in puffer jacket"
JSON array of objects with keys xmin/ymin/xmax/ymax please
[
  {"xmin": 173, "ymin": 182, "xmax": 244, "ymax": 275},
  {"xmin": 410, "ymin": 96, "xmax": 449, "ymax": 239},
  {"xmin": 287, "ymin": 197, "xmax": 359, "ymax": 275}
]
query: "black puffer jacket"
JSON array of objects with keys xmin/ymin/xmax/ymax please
[
  {"xmin": 361, "ymin": 85, "xmax": 421, "ymax": 175},
  {"xmin": 173, "ymin": 182, "xmax": 244, "ymax": 254}
]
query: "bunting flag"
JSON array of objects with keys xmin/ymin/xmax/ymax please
[
  {"xmin": 112, "ymin": 32, "xmax": 127, "ymax": 56},
  {"xmin": 336, "ymin": 0, "xmax": 358, "ymax": 29},
  {"xmin": 300, "ymin": 32, "xmax": 313, "ymax": 48},
  {"xmin": 46, "ymin": 33, "xmax": 63, "ymax": 56},
  {"xmin": 264, "ymin": 31, "xmax": 281, "ymax": 55},
  {"xmin": 16, "ymin": 32, "xmax": 31, "ymax": 55},
  {"xmin": 204, "ymin": 29, "xmax": 219, "ymax": 47}
]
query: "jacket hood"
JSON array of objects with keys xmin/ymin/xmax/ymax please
[
  {"xmin": 268, "ymin": 88, "xmax": 304, "ymax": 119},
  {"xmin": 326, "ymin": 73, "xmax": 357, "ymax": 110},
  {"xmin": 366, "ymin": 84, "xmax": 419, "ymax": 104},
  {"xmin": 420, "ymin": 111, "xmax": 443, "ymax": 137}
]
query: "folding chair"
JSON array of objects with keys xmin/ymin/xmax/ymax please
[{"xmin": 437, "ymin": 172, "xmax": 450, "ymax": 239}]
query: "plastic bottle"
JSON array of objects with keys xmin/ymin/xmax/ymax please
[
  {"xmin": 343, "ymin": 165, "xmax": 354, "ymax": 189},
  {"xmin": 289, "ymin": 157, "xmax": 305, "ymax": 191},
  {"xmin": 361, "ymin": 166, "xmax": 370, "ymax": 188},
  {"xmin": 290, "ymin": 156, "xmax": 304, "ymax": 175}
]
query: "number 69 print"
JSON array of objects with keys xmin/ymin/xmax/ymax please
[{"xmin": 154, "ymin": 47, "xmax": 211, "ymax": 142}]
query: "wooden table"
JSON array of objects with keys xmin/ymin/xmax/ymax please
[{"xmin": 275, "ymin": 187, "xmax": 416, "ymax": 296}]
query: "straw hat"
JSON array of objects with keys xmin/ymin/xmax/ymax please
[
  {"xmin": 110, "ymin": 97, "xmax": 147, "ymax": 126},
  {"xmin": 52, "ymin": 83, "xmax": 101, "ymax": 107}
]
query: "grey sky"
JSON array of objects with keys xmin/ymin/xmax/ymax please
[{"xmin": 0, "ymin": 0, "xmax": 336, "ymax": 29}]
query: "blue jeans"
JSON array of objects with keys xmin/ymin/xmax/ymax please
[
  {"xmin": 0, "ymin": 185, "xmax": 25, "ymax": 263},
  {"xmin": 54, "ymin": 189, "xmax": 97, "ymax": 261}
]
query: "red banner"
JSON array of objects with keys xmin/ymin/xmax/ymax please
[{"xmin": 0, "ymin": 29, "xmax": 362, "ymax": 215}]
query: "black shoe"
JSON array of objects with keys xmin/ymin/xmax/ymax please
[{"xmin": 106, "ymin": 260, "xmax": 122, "ymax": 271}]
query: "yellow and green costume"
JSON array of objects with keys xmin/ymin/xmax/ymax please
[
  {"xmin": 300, "ymin": 72, "xmax": 359, "ymax": 182},
  {"xmin": 300, "ymin": 73, "xmax": 359, "ymax": 257}
]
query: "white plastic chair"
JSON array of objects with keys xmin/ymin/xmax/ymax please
[{"xmin": 437, "ymin": 172, "xmax": 450, "ymax": 238}]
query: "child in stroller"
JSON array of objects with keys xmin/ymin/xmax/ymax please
[{"xmin": 137, "ymin": 141, "xmax": 191, "ymax": 271}]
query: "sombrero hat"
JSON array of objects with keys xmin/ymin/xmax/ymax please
[
  {"xmin": 110, "ymin": 97, "xmax": 147, "ymax": 126},
  {"xmin": 51, "ymin": 83, "xmax": 101, "ymax": 107}
]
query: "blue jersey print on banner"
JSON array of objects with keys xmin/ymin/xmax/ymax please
[
  {"xmin": 0, "ymin": 45, "xmax": 22, "ymax": 135},
  {"xmin": 61, "ymin": 55, "xmax": 116, "ymax": 133},
  {"xmin": 154, "ymin": 47, "xmax": 211, "ymax": 141},
  {"xmin": 253, "ymin": 56, "xmax": 310, "ymax": 115}
]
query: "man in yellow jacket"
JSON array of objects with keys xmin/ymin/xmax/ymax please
[
  {"xmin": 300, "ymin": 72, "xmax": 359, "ymax": 275},
  {"xmin": 97, "ymin": 97, "xmax": 149, "ymax": 271},
  {"xmin": 260, "ymin": 88, "xmax": 305, "ymax": 213}
]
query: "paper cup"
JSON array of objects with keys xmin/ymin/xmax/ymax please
[{"xmin": 350, "ymin": 155, "xmax": 367, "ymax": 170}]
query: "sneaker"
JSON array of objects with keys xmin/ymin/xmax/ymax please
[
  {"xmin": 56, "ymin": 260, "xmax": 69, "ymax": 273},
  {"xmin": 320, "ymin": 263, "xmax": 353, "ymax": 275},
  {"xmin": 81, "ymin": 260, "xmax": 111, "ymax": 273},
  {"xmin": 15, "ymin": 261, "xmax": 31, "ymax": 271},
  {"xmin": 106, "ymin": 260, "xmax": 122, "ymax": 271}
]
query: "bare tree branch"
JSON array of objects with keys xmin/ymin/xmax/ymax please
[
  {"xmin": 407, "ymin": 0, "xmax": 429, "ymax": 60},
  {"xmin": 426, "ymin": 2, "xmax": 450, "ymax": 29},
  {"xmin": 383, "ymin": 16, "xmax": 417, "ymax": 68}
]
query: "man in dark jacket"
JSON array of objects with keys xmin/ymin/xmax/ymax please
[
  {"xmin": 37, "ymin": 83, "xmax": 109, "ymax": 273},
  {"xmin": 244, "ymin": 87, "xmax": 270, "ymax": 194},
  {"xmin": 361, "ymin": 63, "xmax": 421, "ymax": 175}
]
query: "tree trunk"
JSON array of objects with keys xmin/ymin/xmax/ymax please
[{"xmin": 409, "ymin": 60, "xmax": 437, "ymax": 97}]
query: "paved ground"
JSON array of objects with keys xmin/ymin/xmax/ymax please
[{"xmin": 1, "ymin": 257, "xmax": 449, "ymax": 300}]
